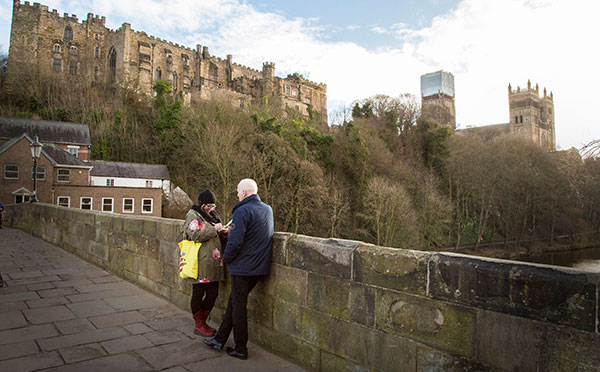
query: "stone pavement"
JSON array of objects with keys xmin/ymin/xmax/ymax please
[{"xmin": 0, "ymin": 227, "xmax": 309, "ymax": 372}]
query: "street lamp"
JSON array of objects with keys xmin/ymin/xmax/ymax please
[{"xmin": 30, "ymin": 136, "xmax": 42, "ymax": 203}]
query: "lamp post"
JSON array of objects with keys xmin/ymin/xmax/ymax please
[{"xmin": 30, "ymin": 136, "xmax": 42, "ymax": 203}]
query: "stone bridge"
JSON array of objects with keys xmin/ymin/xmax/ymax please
[{"xmin": 4, "ymin": 203, "xmax": 600, "ymax": 371}]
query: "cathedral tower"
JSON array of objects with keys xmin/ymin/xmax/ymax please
[{"xmin": 508, "ymin": 80, "xmax": 555, "ymax": 151}]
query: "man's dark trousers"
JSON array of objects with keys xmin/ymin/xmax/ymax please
[{"xmin": 214, "ymin": 275, "xmax": 261, "ymax": 353}]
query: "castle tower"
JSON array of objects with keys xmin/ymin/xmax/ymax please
[
  {"xmin": 420, "ymin": 70, "xmax": 456, "ymax": 130},
  {"xmin": 508, "ymin": 80, "xmax": 555, "ymax": 151},
  {"xmin": 261, "ymin": 62, "xmax": 275, "ymax": 97}
]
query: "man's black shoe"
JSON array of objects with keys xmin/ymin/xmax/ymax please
[
  {"xmin": 226, "ymin": 347, "xmax": 248, "ymax": 360},
  {"xmin": 203, "ymin": 338, "xmax": 224, "ymax": 350}
]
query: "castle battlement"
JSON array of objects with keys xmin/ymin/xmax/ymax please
[{"xmin": 509, "ymin": 80, "xmax": 553, "ymax": 100}]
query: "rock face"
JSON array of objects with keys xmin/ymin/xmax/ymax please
[{"xmin": 163, "ymin": 186, "xmax": 192, "ymax": 220}]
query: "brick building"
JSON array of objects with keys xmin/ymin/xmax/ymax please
[
  {"xmin": 0, "ymin": 116, "xmax": 169, "ymax": 216},
  {"xmin": 6, "ymin": 1, "xmax": 328, "ymax": 128}
]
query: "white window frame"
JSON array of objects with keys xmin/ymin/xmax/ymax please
[
  {"xmin": 80, "ymin": 197, "xmax": 93, "ymax": 210},
  {"xmin": 57, "ymin": 196, "xmax": 70, "ymax": 208},
  {"xmin": 102, "ymin": 197, "xmax": 114, "ymax": 213},
  {"xmin": 57, "ymin": 168, "xmax": 70, "ymax": 182},
  {"xmin": 106, "ymin": 179, "xmax": 115, "ymax": 187},
  {"xmin": 123, "ymin": 198, "xmax": 134, "ymax": 213},
  {"xmin": 31, "ymin": 165, "xmax": 46, "ymax": 181},
  {"xmin": 142, "ymin": 198, "xmax": 153, "ymax": 214},
  {"xmin": 4, "ymin": 164, "xmax": 19, "ymax": 179},
  {"xmin": 67, "ymin": 146, "xmax": 79, "ymax": 158},
  {"xmin": 145, "ymin": 180, "xmax": 152, "ymax": 188}
]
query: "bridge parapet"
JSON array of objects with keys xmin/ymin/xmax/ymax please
[{"xmin": 5, "ymin": 203, "xmax": 600, "ymax": 371}]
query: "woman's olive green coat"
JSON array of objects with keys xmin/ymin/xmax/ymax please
[{"xmin": 181, "ymin": 209, "xmax": 224, "ymax": 282}]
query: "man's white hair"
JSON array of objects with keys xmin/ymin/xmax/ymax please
[{"xmin": 239, "ymin": 178, "xmax": 258, "ymax": 195}]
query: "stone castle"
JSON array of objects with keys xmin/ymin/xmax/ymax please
[{"xmin": 6, "ymin": 1, "xmax": 328, "ymax": 125}]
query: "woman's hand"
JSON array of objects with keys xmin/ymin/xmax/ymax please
[{"xmin": 214, "ymin": 223, "xmax": 224, "ymax": 231}]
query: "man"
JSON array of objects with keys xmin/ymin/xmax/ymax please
[{"xmin": 203, "ymin": 178, "xmax": 274, "ymax": 360}]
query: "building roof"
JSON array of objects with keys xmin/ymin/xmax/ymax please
[
  {"xmin": 90, "ymin": 160, "xmax": 170, "ymax": 180},
  {"xmin": 0, "ymin": 133, "xmax": 90, "ymax": 167},
  {"xmin": 0, "ymin": 116, "xmax": 91, "ymax": 146},
  {"xmin": 42, "ymin": 144, "xmax": 90, "ymax": 167}
]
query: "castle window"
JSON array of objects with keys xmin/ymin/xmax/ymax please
[
  {"xmin": 286, "ymin": 85, "xmax": 290, "ymax": 94},
  {"xmin": 155, "ymin": 67, "xmax": 161, "ymax": 82},
  {"xmin": 53, "ymin": 44, "xmax": 61, "ymax": 53},
  {"xmin": 69, "ymin": 46, "xmax": 78, "ymax": 56},
  {"xmin": 53, "ymin": 58, "xmax": 62, "ymax": 72},
  {"xmin": 109, "ymin": 48, "xmax": 117, "ymax": 82},
  {"xmin": 95, "ymin": 46, "xmax": 100, "ymax": 58},
  {"xmin": 94, "ymin": 33, "xmax": 99, "ymax": 40},
  {"xmin": 172, "ymin": 72, "xmax": 178, "ymax": 91},
  {"xmin": 514, "ymin": 116, "xmax": 518, "ymax": 123},
  {"xmin": 94, "ymin": 66, "xmax": 99, "ymax": 80},
  {"xmin": 69, "ymin": 61, "xmax": 77, "ymax": 75},
  {"xmin": 292, "ymin": 89, "xmax": 297, "ymax": 96},
  {"xmin": 64, "ymin": 25, "xmax": 73, "ymax": 41},
  {"xmin": 21, "ymin": 36, "xmax": 25, "ymax": 46},
  {"xmin": 519, "ymin": 115, "xmax": 523, "ymax": 123}
]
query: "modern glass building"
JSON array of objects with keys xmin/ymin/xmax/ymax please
[{"xmin": 420, "ymin": 71, "xmax": 455, "ymax": 98}]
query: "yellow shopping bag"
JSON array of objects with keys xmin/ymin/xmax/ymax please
[{"xmin": 178, "ymin": 240, "xmax": 202, "ymax": 279}]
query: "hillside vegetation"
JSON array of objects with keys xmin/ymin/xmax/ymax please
[{"xmin": 2, "ymin": 73, "xmax": 599, "ymax": 252}]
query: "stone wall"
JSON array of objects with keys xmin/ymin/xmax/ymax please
[{"xmin": 4, "ymin": 203, "xmax": 599, "ymax": 371}]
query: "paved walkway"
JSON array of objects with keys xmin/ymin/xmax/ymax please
[{"xmin": 0, "ymin": 227, "xmax": 308, "ymax": 372}]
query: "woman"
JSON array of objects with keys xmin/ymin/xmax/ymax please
[{"xmin": 182, "ymin": 189, "xmax": 227, "ymax": 337}]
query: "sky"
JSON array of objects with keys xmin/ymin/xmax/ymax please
[{"xmin": 0, "ymin": 0, "xmax": 598, "ymax": 150}]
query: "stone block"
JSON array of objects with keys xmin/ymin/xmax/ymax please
[
  {"xmin": 67, "ymin": 300, "xmax": 116, "ymax": 318},
  {"xmin": 142, "ymin": 219, "xmax": 157, "ymax": 238},
  {"xmin": 137, "ymin": 275, "xmax": 171, "ymax": 299},
  {"xmin": 89, "ymin": 241, "xmax": 108, "ymax": 261},
  {"xmin": 375, "ymin": 288, "xmax": 476, "ymax": 358},
  {"xmin": 90, "ymin": 310, "xmax": 147, "ymax": 329},
  {"xmin": 251, "ymin": 321, "xmax": 320, "ymax": 371},
  {"xmin": 108, "ymin": 247, "xmax": 134, "ymax": 274},
  {"xmin": 160, "ymin": 240, "xmax": 179, "ymax": 267},
  {"xmin": 23, "ymin": 305, "xmax": 76, "ymax": 324},
  {"xmin": 95, "ymin": 214, "xmax": 114, "ymax": 231},
  {"xmin": 54, "ymin": 319, "xmax": 96, "ymax": 335},
  {"xmin": 320, "ymin": 351, "xmax": 369, "ymax": 372},
  {"xmin": 0, "ymin": 324, "xmax": 59, "ymax": 346},
  {"xmin": 0, "ymin": 311, "xmax": 27, "ymax": 330},
  {"xmin": 307, "ymin": 273, "xmax": 375, "ymax": 327},
  {"xmin": 288, "ymin": 234, "xmax": 359, "ymax": 279},
  {"xmin": 0, "ymin": 341, "xmax": 39, "ymax": 362},
  {"xmin": 0, "ymin": 351, "xmax": 64, "ymax": 372},
  {"xmin": 248, "ymin": 292, "xmax": 274, "ymax": 327},
  {"xmin": 261, "ymin": 264, "xmax": 307, "ymax": 305},
  {"xmin": 37, "ymin": 326, "xmax": 130, "ymax": 351},
  {"xmin": 157, "ymin": 219, "xmax": 183, "ymax": 242},
  {"xmin": 540, "ymin": 322, "xmax": 600, "ymax": 372},
  {"xmin": 429, "ymin": 253, "xmax": 599, "ymax": 332},
  {"xmin": 101, "ymin": 334, "xmax": 153, "ymax": 354},
  {"xmin": 354, "ymin": 245, "xmax": 432, "ymax": 296},
  {"xmin": 146, "ymin": 258, "xmax": 163, "ymax": 282},
  {"xmin": 475, "ymin": 310, "xmax": 545, "ymax": 372},
  {"xmin": 137, "ymin": 236, "xmax": 160, "ymax": 260},
  {"xmin": 58, "ymin": 343, "xmax": 107, "ymax": 364},
  {"xmin": 136, "ymin": 339, "xmax": 213, "ymax": 369},
  {"xmin": 272, "ymin": 232, "xmax": 293, "ymax": 265},
  {"xmin": 416, "ymin": 345, "xmax": 485, "ymax": 372},
  {"xmin": 133, "ymin": 255, "xmax": 146, "ymax": 276},
  {"xmin": 123, "ymin": 217, "xmax": 143, "ymax": 235}
]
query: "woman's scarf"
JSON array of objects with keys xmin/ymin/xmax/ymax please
[{"xmin": 191, "ymin": 204, "xmax": 222, "ymax": 225}]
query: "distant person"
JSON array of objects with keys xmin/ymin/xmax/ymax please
[
  {"xmin": 0, "ymin": 201, "xmax": 4, "ymax": 229},
  {"xmin": 204, "ymin": 178, "xmax": 274, "ymax": 360},
  {"xmin": 181, "ymin": 189, "xmax": 228, "ymax": 337}
]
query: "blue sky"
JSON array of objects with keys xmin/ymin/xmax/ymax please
[{"xmin": 0, "ymin": 0, "xmax": 599, "ymax": 150}]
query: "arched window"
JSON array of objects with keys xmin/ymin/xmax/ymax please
[
  {"xmin": 172, "ymin": 72, "xmax": 178, "ymax": 91},
  {"xmin": 53, "ymin": 44, "xmax": 61, "ymax": 53},
  {"xmin": 155, "ymin": 67, "xmax": 161, "ymax": 82},
  {"xmin": 95, "ymin": 46, "xmax": 99, "ymax": 58},
  {"xmin": 69, "ymin": 46, "xmax": 78, "ymax": 56},
  {"xmin": 109, "ymin": 48, "xmax": 117, "ymax": 82},
  {"xmin": 94, "ymin": 66, "xmax": 99, "ymax": 80},
  {"xmin": 64, "ymin": 25, "xmax": 73, "ymax": 41}
]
